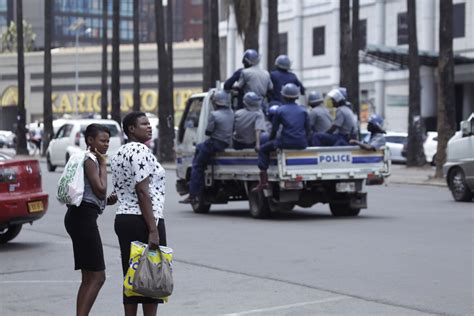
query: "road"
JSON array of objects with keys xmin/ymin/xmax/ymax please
[{"xmin": 0, "ymin": 161, "xmax": 472, "ymax": 316}]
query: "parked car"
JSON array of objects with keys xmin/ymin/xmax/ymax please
[
  {"xmin": 361, "ymin": 131, "xmax": 407, "ymax": 163},
  {"xmin": 443, "ymin": 113, "xmax": 474, "ymax": 202},
  {"xmin": 423, "ymin": 132, "xmax": 438, "ymax": 165},
  {"xmin": 385, "ymin": 132, "xmax": 407, "ymax": 163},
  {"xmin": 401, "ymin": 131, "xmax": 438, "ymax": 165},
  {"xmin": 0, "ymin": 130, "xmax": 15, "ymax": 148},
  {"xmin": 46, "ymin": 119, "xmax": 123, "ymax": 172},
  {"xmin": 0, "ymin": 154, "xmax": 49, "ymax": 243}
]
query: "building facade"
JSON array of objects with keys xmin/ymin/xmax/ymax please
[
  {"xmin": 0, "ymin": 0, "xmax": 203, "ymax": 50},
  {"xmin": 0, "ymin": 41, "xmax": 203, "ymax": 131},
  {"xmin": 219, "ymin": 0, "xmax": 474, "ymax": 132}
]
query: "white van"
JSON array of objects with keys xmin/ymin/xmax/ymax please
[
  {"xmin": 443, "ymin": 113, "xmax": 474, "ymax": 202},
  {"xmin": 46, "ymin": 119, "xmax": 123, "ymax": 171}
]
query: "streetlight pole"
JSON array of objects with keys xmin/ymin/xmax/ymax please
[{"xmin": 74, "ymin": 29, "xmax": 79, "ymax": 116}]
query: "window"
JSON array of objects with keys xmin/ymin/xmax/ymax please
[
  {"xmin": 312, "ymin": 26, "xmax": 325, "ymax": 56},
  {"xmin": 397, "ymin": 12, "xmax": 408, "ymax": 45},
  {"xmin": 453, "ymin": 3, "xmax": 465, "ymax": 38},
  {"xmin": 359, "ymin": 19, "xmax": 367, "ymax": 49},
  {"xmin": 279, "ymin": 33, "xmax": 288, "ymax": 55},
  {"xmin": 178, "ymin": 97, "xmax": 203, "ymax": 143}
]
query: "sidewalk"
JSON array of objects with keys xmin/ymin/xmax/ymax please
[
  {"xmin": 387, "ymin": 163, "xmax": 446, "ymax": 187},
  {"xmin": 2, "ymin": 149, "xmax": 446, "ymax": 187}
]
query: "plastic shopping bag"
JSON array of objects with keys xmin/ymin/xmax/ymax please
[
  {"xmin": 124, "ymin": 241, "xmax": 173, "ymax": 301},
  {"xmin": 132, "ymin": 247, "xmax": 174, "ymax": 298},
  {"xmin": 56, "ymin": 152, "xmax": 85, "ymax": 206}
]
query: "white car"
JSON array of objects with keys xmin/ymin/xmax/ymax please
[
  {"xmin": 46, "ymin": 119, "xmax": 123, "ymax": 172},
  {"xmin": 385, "ymin": 132, "xmax": 407, "ymax": 163},
  {"xmin": 423, "ymin": 131, "xmax": 438, "ymax": 165},
  {"xmin": 362, "ymin": 131, "xmax": 407, "ymax": 163}
]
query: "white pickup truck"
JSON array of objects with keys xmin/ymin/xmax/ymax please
[{"xmin": 175, "ymin": 90, "xmax": 391, "ymax": 218}]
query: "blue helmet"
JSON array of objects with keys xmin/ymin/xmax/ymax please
[
  {"xmin": 212, "ymin": 90, "xmax": 230, "ymax": 107},
  {"xmin": 281, "ymin": 83, "xmax": 300, "ymax": 99},
  {"xmin": 368, "ymin": 114, "xmax": 384, "ymax": 130},
  {"xmin": 243, "ymin": 92, "xmax": 262, "ymax": 110},
  {"xmin": 308, "ymin": 91, "xmax": 324, "ymax": 106},
  {"xmin": 267, "ymin": 104, "xmax": 279, "ymax": 121},
  {"xmin": 275, "ymin": 55, "xmax": 291, "ymax": 70},
  {"xmin": 242, "ymin": 49, "xmax": 260, "ymax": 66}
]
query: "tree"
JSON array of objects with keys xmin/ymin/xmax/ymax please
[
  {"xmin": 133, "ymin": 0, "xmax": 141, "ymax": 111},
  {"xmin": 435, "ymin": 0, "xmax": 456, "ymax": 177},
  {"xmin": 267, "ymin": 0, "xmax": 279, "ymax": 71},
  {"xmin": 111, "ymin": 0, "xmax": 121, "ymax": 124},
  {"xmin": 167, "ymin": 0, "xmax": 174, "ymax": 109},
  {"xmin": 339, "ymin": 0, "xmax": 351, "ymax": 91},
  {"xmin": 232, "ymin": 0, "xmax": 261, "ymax": 50},
  {"xmin": 15, "ymin": 0, "xmax": 28, "ymax": 155},
  {"xmin": 350, "ymin": 0, "xmax": 360, "ymax": 117},
  {"xmin": 42, "ymin": 0, "xmax": 53, "ymax": 156},
  {"xmin": 155, "ymin": 0, "xmax": 174, "ymax": 162},
  {"xmin": 202, "ymin": 0, "xmax": 220, "ymax": 91},
  {"xmin": 406, "ymin": 0, "xmax": 425, "ymax": 166},
  {"xmin": 1, "ymin": 20, "xmax": 36, "ymax": 53},
  {"xmin": 101, "ymin": 0, "xmax": 108, "ymax": 119}
]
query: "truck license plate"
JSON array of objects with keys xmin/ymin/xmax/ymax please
[
  {"xmin": 336, "ymin": 182, "xmax": 356, "ymax": 193},
  {"xmin": 28, "ymin": 201, "xmax": 44, "ymax": 213}
]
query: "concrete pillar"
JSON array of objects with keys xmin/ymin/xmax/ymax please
[
  {"xmin": 418, "ymin": 0, "xmax": 436, "ymax": 120},
  {"xmin": 226, "ymin": 4, "xmax": 237, "ymax": 78},
  {"xmin": 292, "ymin": 0, "xmax": 303, "ymax": 79},
  {"xmin": 374, "ymin": 0, "xmax": 385, "ymax": 117},
  {"xmin": 463, "ymin": 83, "xmax": 474, "ymax": 120},
  {"xmin": 420, "ymin": 66, "xmax": 436, "ymax": 118},
  {"xmin": 331, "ymin": 1, "xmax": 340, "ymax": 86},
  {"xmin": 259, "ymin": 0, "xmax": 268, "ymax": 70}
]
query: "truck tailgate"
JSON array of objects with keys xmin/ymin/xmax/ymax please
[{"xmin": 280, "ymin": 146, "xmax": 390, "ymax": 180}]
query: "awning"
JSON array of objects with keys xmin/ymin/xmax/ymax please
[{"xmin": 360, "ymin": 44, "xmax": 474, "ymax": 70}]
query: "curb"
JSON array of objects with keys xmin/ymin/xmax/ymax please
[{"xmin": 387, "ymin": 179, "xmax": 446, "ymax": 188}]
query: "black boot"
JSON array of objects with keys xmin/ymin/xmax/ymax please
[{"xmin": 252, "ymin": 170, "xmax": 269, "ymax": 192}]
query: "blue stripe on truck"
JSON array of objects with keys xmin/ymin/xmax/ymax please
[
  {"xmin": 285, "ymin": 158, "xmax": 319, "ymax": 165},
  {"xmin": 352, "ymin": 156, "xmax": 383, "ymax": 163}
]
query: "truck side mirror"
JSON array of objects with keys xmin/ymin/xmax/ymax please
[{"xmin": 460, "ymin": 120, "xmax": 471, "ymax": 137}]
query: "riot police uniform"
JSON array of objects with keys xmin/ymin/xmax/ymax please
[
  {"xmin": 270, "ymin": 55, "xmax": 305, "ymax": 103},
  {"xmin": 180, "ymin": 91, "xmax": 235, "ymax": 204}
]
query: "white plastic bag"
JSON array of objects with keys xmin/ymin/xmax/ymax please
[{"xmin": 56, "ymin": 152, "xmax": 86, "ymax": 206}]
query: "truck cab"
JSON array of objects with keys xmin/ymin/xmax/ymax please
[{"xmin": 443, "ymin": 113, "xmax": 474, "ymax": 202}]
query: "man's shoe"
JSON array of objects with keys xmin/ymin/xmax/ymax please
[{"xmin": 179, "ymin": 196, "xmax": 196, "ymax": 204}]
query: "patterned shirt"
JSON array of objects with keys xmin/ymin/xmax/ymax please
[{"xmin": 111, "ymin": 142, "xmax": 165, "ymax": 219}]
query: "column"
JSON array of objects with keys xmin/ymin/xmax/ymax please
[
  {"xmin": 331, "ymin": 0, "xmax": 340, "ymax": 86},
  {"xmin": 259, "ymin": 0, "xmax": 269, "ymax": 70},
  {"xmin": 374, "ymin": 0, "xmax": 385, "ymax": 117},
  {"xmin": 226, "ymin": 4, "xmax": 237, "ymax": 78},
  {"xmin": 292, "ymin": 0, "xmax": 303, "ymax": 79}
]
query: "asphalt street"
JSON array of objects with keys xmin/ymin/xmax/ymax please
[{"xmin": 0, "ymin": 161, "xmax": 472, "ymax": 316}]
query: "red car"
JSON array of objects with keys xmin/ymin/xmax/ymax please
[{"xmin": 0, "ymin": 153, "xmax": 49, "ymax": 243}]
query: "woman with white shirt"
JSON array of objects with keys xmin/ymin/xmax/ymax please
[{"xmin": 111, "ymin": 112, "xmax": 166, "ymax": 316}]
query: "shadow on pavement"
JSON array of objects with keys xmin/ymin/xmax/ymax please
[{"xmin": 0, "ymin": 241, "xmax": 50, "ymax": 253}]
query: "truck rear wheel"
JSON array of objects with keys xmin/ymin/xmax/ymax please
[
  {"xmin": 248, "ymin": 188, "xmax": 271, "ymax": 219},
  {"xmin": 0, "ymin": 224, "xmax": 22, "ymax": 244},
  {"xmin": 329, "ymin": 203, "xmax": 360, "ymax": 217}
]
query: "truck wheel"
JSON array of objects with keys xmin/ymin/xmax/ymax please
[
  {"xmin": 47, "ymin": 153, "xmax": 56, "ymax": 172},
  {"xmin": 248, "ymin": 189, "xmax": 271, "ymax": 219},
  {"xmin": 448, "ymin": 168, "xmax": 472, "ymax": 202},
  {"xmin": 329, "ymin": 203, "xmax": 361, "ymax": 217},
  {"xmin": 0, "ymin": 225, "xmax": 22, "ymax": 244},
  {"xmin": 191, "ymin": 194, "xmax": 211, "ymax": 214}
]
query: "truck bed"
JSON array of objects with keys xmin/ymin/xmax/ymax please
[{"xmin": 208, "ymin": 146, "xmax": 390, "ymax": 182}]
